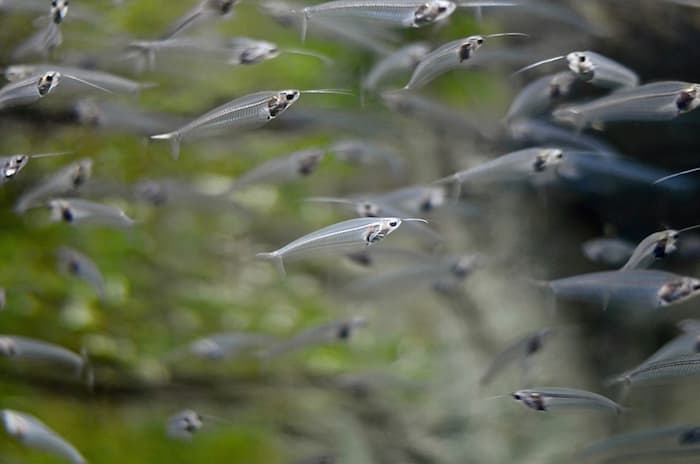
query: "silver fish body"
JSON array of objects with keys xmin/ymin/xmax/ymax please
[
  {"xmin": 2, "ymin": 409, "xmax": 85, "ymax": 464},
  {"xmin": 506, "ymin": 71, "xmax": 577, "ymax": 121},
  {"xmin": 582, "ymin": 237, "xmax": 635, "ymax": 267},
  {"xmin": 179, "ymin": 332, "xmax": 273, "ymax": 360},
  {"xmin": 618, "ymin": 354, "xmax": 700, "ymax": 387},
  {"xmin": 544, "ymin": 269, "xmax": 700, "ymax": 311},
  {"xmin": 566, "ymin": 51, "xmax": 639, "ymax": 89},
  {"xmin": 163, "ymin": 0, "xmax": 237, "ymax": 38},
  {"xmin": 329, "ymin": 139, "xmax": 406, "ymax": 175},
  {"xmin": 0, "ymin": 335, "xmax": 85, "ymax": 377},
  {"xmin": 228, "ymin": 147, "xmax": 326, "ymax": 191},
  {"xmin": 49, "ymin": 198, "xmax": 136, "ymax": 228},
  {"xmin": 362, "ymin": 42, "xmax": 430, "ymax": 91},
  {"xmin": 0, "ymin": 71, "xmax": 61, "ymax": 110},
  {"xmin": 621, "ymin": 230, "xmax": 679, "ymax": 270},
  {"xmin": 512, "ymin": 387, "xmax": 622, "ymax": 414},
  {"xmin": 15, "ymin": 158, "xmax": 92, "ymax": 213},
  {"xmin": 480, "ymin": 328, "xmax": 553, "ymax": 385},
  {"xmin": 259, "ymin": 316, "xmax": 367, "ymax": 359},
  {"xmin": 57, "ymin": 247, "xmax": 106, "ymax": 300},
  {"xmin": 5, "ymin": 64, "xmax": 152, "ymax": 93},
  {"xmin": 13, "ymin": 21, "xmax": 63, "ymax": 59}
]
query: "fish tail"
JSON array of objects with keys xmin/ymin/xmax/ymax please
[
  {"xmin": 150, "ymin": 132, "xmax": 181, "ymax": 159},
  {"xmin": 256, "ymin": 252, "xmax": 286, "ymax": 277}
]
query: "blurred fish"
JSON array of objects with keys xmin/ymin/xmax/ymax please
[
  {"xmin": 15, "ymin": 158, "xmax": 92, "ymax": 213},
  {"xmin": 0, "ymin": 335, "xmax": 87, "ymax": 378},
  {"xmin": 511, "ymin": 387, "xmax": 622, "ymax": 414},
  {"xmin": 48, "ymin": 198, "xmax": 136, "ymax": 228},
  {"xmin": 5, "ymin": 64, "xmax": 154, "ymax": 93},
  {"xmin": 553, "ymin": 81, "xmax": 700, "ymax": 130},
  {"xmin": 168, "ymin": 332, "xmax": 273, "ymax": 361},
  {"xmin": 328, "ymin": 139, "xmax": 406, "ymax": 176},
  {"xmin": 374, "ymin": 184, "xmax": 448, "ymax": 214},
  {"xmin": 506, "ymin": 119, "xmax": 621, "ymax": 158},
  {"xmin": 362, "ymin": 42, "xmax": 430, "ymax": 93},
  {"xmin": 505, "ymin": 71, "xmax": 578, "ymax": 121},
  {"xmin": 74, "ymin": 99, "xmax": 180, "ymax": 136},
  {"xmin": 539, "ymin": 269, "xmax": 700, "ymax": 311},
  {"xmin": 480, "ymin": 328, "xmax": 553, "ymax": 386},
  {"xmin": 678, "ymin": 319, "xmax": 700, "ymax": 334},
  {"xmin": 132, "ymin": 178, "xmax": 250, "ymax": 216},
  {"xmin": 225, "ymin": 37, "xmax": 331, "ymax": 65},
  {"xmin": 620, "ymin": 226, "xmax": 700, "ymax": 270},
  {"xmin": 0, "ymin": 152, "xmax": 71, "ymax": 186},
  {"xmin": 0, "ymin": 288, "xmax": 5, "ymax": 311},
  {"xmin": 611, "ymin": 353, "xmax": 700, "ymax": 388},
  {"xmin": 166, "ymin": 409, "xmax": 203, "ymax": 440},
  {"xmin": 582, "ymin": 237, "xmax": 635, "ymax": 267},
  {"xmin": 151, "ymin": 89, "xmax": 350, "ymax": 159},
  {"xmin": 404, "ymin": 33, "xmax": 528, "ymax": 89},
  {"xmin": 163, "ymin": 0, "xmax": 238, "ymax": 38},
  {"xmin": 56, "ymin": 246, "xmax": 106, "ymax": 300},
  {"xmin": 227, "ymin": 147, "xmax": 326, "ymax": 191},
  {"xmin": 434, "ymin": 147, "xmax": 563, "ymax": 195},
  {"xmin": 514, "ymin": 51, "xmax": 639, "ymax": 89},
  {"xmin": 0, "ymin": 71, "xmax": 61, "ymax": 110},
  {"xmin": 257, "ymin": 217, "xmax": 425, "ymax": 275},
  {"xmin": 607, "ymin": 330, "xmax": 700, "ymax": 386},
  {"xmin": 259, "ymin": 316, "xmax": 367, "ymax": 359},
  {"xmin": 1, "ymin": 409, "xmax": 85, "ymax": 464},
  {"xmin": 577, "ymin": 424, "xmax": 700, "ymax": 460},
  {"xmin": 12, "ymin": 20, "xmax": 63, "ymax": 60}
]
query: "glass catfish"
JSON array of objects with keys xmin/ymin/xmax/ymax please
[{"xmin": 257, "ymin": 216, "xmax": 426, "ymax": 275}]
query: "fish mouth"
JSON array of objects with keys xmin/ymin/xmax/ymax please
[{"xmin": 566, "ymin": 52, "xmax": 594, "ymax": 80}]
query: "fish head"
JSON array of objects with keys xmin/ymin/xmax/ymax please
[
  {"xmin": 357, "ymin": 201, "xmax": 380, "ymax": 218},
  {"xmin": 512, "ymin": 390, "xmax": 547, "ymax": 411},
  {"xmin": 1, "ymin": 155, "xmax": 29, "ymax": 180},
  {"xmin": 679, "ymin": 427, "xmax": 700, "ymax": 445},
  {"xmin": 37, "ymin": 71, "xmax": 62, "ymax": 97},
  {"xmin": 71, "ymin": 159, "xmax": 93, "ymax": 188},
  {"xmin": 1, "ymin": 411, "xmax": 29, "ymax": 439},
  {"xmin": 566, "ymin": 51, "xmax": 595, "ymax": 81},
  {"xmin": 418, "ymin": 186, "xmax": 446, "ymax": 212},
  {"xmin": 458, "ymin": 35, "xmax": 484, "ymax": 62},
  {"xmin": 412, "ymin": 0, "xmax": 456, "ymax": 27},
  {"xmin": 191, "ymin": 339, "xmax": 224, "ymax": 360},
  {"xmin": 532, "ymin": 148, "xmax": 564, "ymax": 173},
  {"xmin": 49, "ymin": 200, "xmax": 74, "ymax": 223},
  {"xmin": 75, "ymin": 99, "xmax": 104, "ymax": 127},
  {"xmin": 653, "ymin": 231, "xmax": 678, "ymax": 258},
  {"xmin": 452, "ymin": 254, "xmax": 478, "ymax": 278},
  {"xmin": 0, "ymin": 337, "xmax": 18, "ymax": 357},
  {"xmin": 206, "ymin": 0, "xmax": 237, "ymax": 15},
  {"xmin": 182, "ymin": 411, "xmax": 203, "ymax": 433},
  {"xmin": 296, "ymin": 149, "xmax": 325, "ymax": 176},
  {"xmin": 136, "ymin": 180, "xmax": 168, "ymax": 206},
  {"xmin": 363, "ymin": 218, "xmax": 402, "ymax": 244},
  {"xmin": 658, "ymin": 277, "xmax": 700, "ymax": 306},
  {"xmin": 267, "ymin": 90, "xmax": 300, "ymax": 119},
  {"xmin": 239, "ymin": 41, "xmax": 279, "ymax": 64},
  {"xmin": 4, "ymin": 65, "xmax": 33, "ymax": 82},
  {"xmin": 51, "ymin": 0, "xmax": 69, "ymax": 24},
  {"xmin": 676, "ymin": 85, "xmax": 700, "ymax": 114}
]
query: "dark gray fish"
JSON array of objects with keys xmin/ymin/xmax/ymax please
[
  {"xmin": 613, "ymin": 353, "xmax": 700, "ymax": 387},
  {"xmin": 505, "ymin": 71, "xmax": 577, "ymax": 121},
  {"xmin": 541, "ymin": 269, "xmax": 700, "ymax": 311},
  {"xmin": 49, "ymin": 198, "xmax": 136, "ymax": 228},
  {"xmin": 259, "ymin": 316, "xmax": 367, "ymax": 359},
  {"xmin": 480, "ymin": 328, "xmax": 553, "ymax": 386},
  {"xmin": 582, "ymin": 237, "xmax": 635, "ymax": 267},
  {"xmin": 512, "ymin": 387, "xmax": 623, "ymax": 414},
  {"xmin": 56, "ymin": 246, "xmax": 106, "ymax": 300},
  {"xmin": 1, "ymin": 409, "xmax": 85, "ymax": 464},
  {"xmin": 15, "ymin": 158, "xmax": 92, "ymax": 213}
]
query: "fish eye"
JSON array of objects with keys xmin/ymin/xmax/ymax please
[
  {"xmin": 579, "ymin": 55, "xmax": 586, "ymax": 63},
  {"xmin": 512, "ymin": 393, "xmax": 521, "ymax": 400},
  {"xmin": 389, "ymin": 221, "xmax": 398, "ymax": 227},
  {"xmin": 437, "ymin": 5, "xmax": 446, "ymax": 12},
  {"xmin": 477, "ymin": 38, "xmax": 484, "ymax": 45},
  {"xmin": 286, "ymin": 93, "xmax": 295, "ymax": 101}
]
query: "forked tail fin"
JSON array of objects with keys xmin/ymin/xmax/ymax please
[
  {"xmin": 150, "ymin": 132, "xmax": 181, "ymax": 160},
  {"xmin": 256, "ymin": 252, "xmax": 286, "ymax": 277}
]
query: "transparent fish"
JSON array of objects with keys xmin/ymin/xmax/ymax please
[
  {"xmin": 0, "ymin": 152, "xmax": 71, "ymax": 186},
  {"xmin": 227, "ymin": 147, "xmax": 326, "ymax": 191},
  {"xmin": 0, "ymin": 335, "xmax": 87, "ymax": 378},
  {"xmin": 15, "ymin": 158, "xmax": 92, "ymax": 214},
  {"xmin": 480, "ymin": 328, "xmax": 553, "ymax": 386},
  {"xmin": 607, "ymin": 331, "xmax": 700, "ymax": 386},
  {"xmin": 48, "ymin": 198, "xmax": 136, "ymax": 228},
  {"xmin": 1, "ymin": 409, "xmax": 85, "ymax": 464},
  {"xmin": 0, "ymin": 71, "xmax": 61, "ymax": 110},
  {"xmin": 373, "ymin": 184, "xmax": 448, "ymax": 214},
  {"xmin": 511, "ymin": 387, "xmax": 623, "ymax": 414},
  {"xmin": 553, "ymin": 81, "xmax": 700, "ymax": 130},
  {"xmin": 259, "ymin": 316, "xmax": 367, "ymax": 359},
  {"xmin": 56, "ymin": 246, "xmax": 106, "ymax": 300},
  {"xmin": 168, "ymin": 332, "xmax": 273, "ymax": 361},
  {"xmin": 505, "ymin": 71, "xmax": 578, "ymax": 121},
  {"xmin": 163, "ymin": 0, "xmax": 238, "ymax": 39},
  {"xmin": 328, "ymin": 139, "xmax": 406, "ymax": 176},
  {"xmin": 74, "ymin": 99, "xmax": 181, "ymax": 136},
  {"xmin": 257, "ymin": 216, "xmax": 425, "ymax": 275},
  {"xmin": 620, "ymin": 227, "xmax": 700, "ymax": 270},
  {"xmin": 613, "ymin": 353, "xmax": 700, "ymax": 387},
  {"xmin": 12, "ymin": 21, "xmax": 63, "ymax": 59},
  {"xmin": 225, "ymin": 37, "xmax": 331, "ymax": 66},
  {"xmin": 434, "ymin": 147, "xmax": 564, "ymax": 195},
  {"xmin": 404, "ymin": 33, "xmax": 528, "ymax": 89},
  {"xmin": 5, "ymin": 64, "xmax": 154, "ymax": 93},
  {"xmin": 151, "ymin": 89, "xmax": 350, "ymax": 159},
  {"xmin": 541, "ymin": 269, "xmax": 700, "ymax": 311},
  {"xmin": 362, "ymin": 42, "xmax": 430, "ymax": 92},
  {"xmin": 581, "ymin": 237, "xmax": 635, "ymax": 267},
  {"xmin": 166, "ymin": 409, "xmax": 203, "ymax": 440},
  {"xmin": 514, "ymin": 50, "xmax": 639, "ymax": 90}
]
